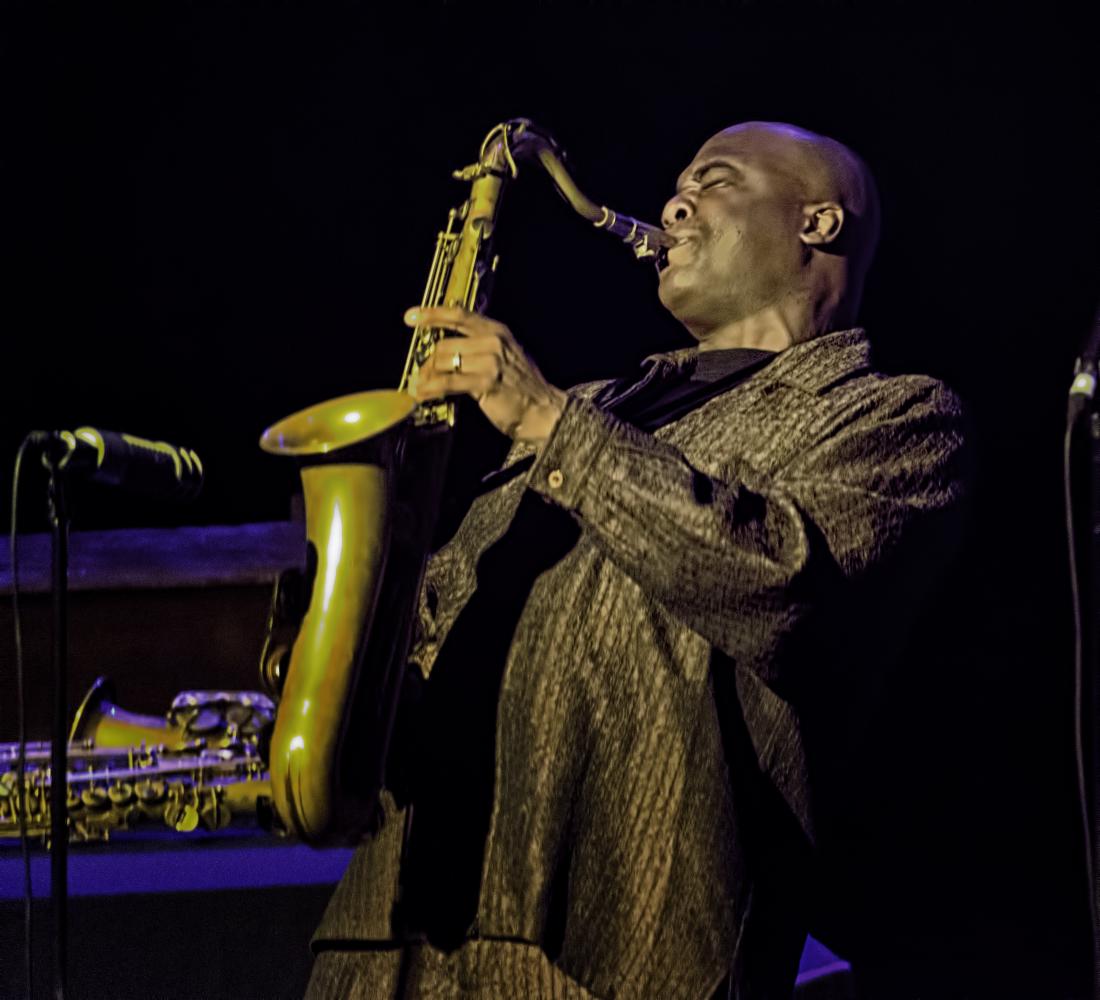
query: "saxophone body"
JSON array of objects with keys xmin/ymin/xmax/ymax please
[{"xmin": 259, "ymin": 119, "xmax": 673, "ymax": 845}]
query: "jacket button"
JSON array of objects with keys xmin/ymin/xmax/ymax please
[{"xmin": 547, "ymin": 469, "xmax": 564, "ymax": 489}]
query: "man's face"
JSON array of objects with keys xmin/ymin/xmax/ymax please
[{"xmin": 658, "ymin": 126, "xmax": 811, "ymax": 338}]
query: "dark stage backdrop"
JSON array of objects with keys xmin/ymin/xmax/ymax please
[{"xmin": 4, "ymin": 3, "xmax": 1100, "ymax": 995}]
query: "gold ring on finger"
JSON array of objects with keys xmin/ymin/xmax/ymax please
[{"xmin": 450, "ymin": 352, "xmax": 462, "ymax": 373}]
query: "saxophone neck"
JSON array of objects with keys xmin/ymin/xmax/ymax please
[{"xmin": 500, "ymin": 118, "xmax": 675, "ymax": 260}]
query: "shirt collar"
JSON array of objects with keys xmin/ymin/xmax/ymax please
[{"xmin": 644, "ymin": 328, "xmax": 872, "ymax": 397}]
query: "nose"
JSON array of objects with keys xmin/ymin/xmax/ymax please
[{"xmin": 661, "ymin": 192, "xmax": 694, "ymax": 230}]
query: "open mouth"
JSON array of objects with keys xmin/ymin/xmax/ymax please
[{"xmin": 656, "ymin": 237, "xmax": 693, "ymax": 275}]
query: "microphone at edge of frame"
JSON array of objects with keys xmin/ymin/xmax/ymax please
[
  {"xmin": 46, "ymin": 427, "xmax": 204, "ymax": 502},
  {"xmin": 1069, "ymin": 295, "xmax": 1100, "ymax": 407}
]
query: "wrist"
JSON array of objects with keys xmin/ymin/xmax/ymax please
[{"xmin": 523, "ymin": 390, "xmax": 567, "ymax": 446}]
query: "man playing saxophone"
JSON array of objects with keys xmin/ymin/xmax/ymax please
[{"xmin": 305, "ymin": 121, "xmax": 967, "ymax": 999}]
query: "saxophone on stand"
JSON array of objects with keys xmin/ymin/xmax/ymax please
[{"xmin": 0, "ymin": 677, "xmax": 275, "ymax": 843}]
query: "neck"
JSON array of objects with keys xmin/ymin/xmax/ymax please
[
  {"xmin": 696, "ymin": 280, "xmax": 850, "ymax": 354},
  {"xmin": 697, "ymin": 309, "xmax": 797, "ymax": 353}
]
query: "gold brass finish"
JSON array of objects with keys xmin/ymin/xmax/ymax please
[
  {"xmin": 259, "ymin": 119, "xmax": 673, "ymax": 845},
  {"xmin": 259, "ymin": 391, "xmax": 416, "ymax": 457},
  {"xmin": 69, "ymin": 676, "xmax": 178, "ymax": 750},
  {"xmin": 268, "ymin": 458, "xmax": 393, "ymax": 840}
]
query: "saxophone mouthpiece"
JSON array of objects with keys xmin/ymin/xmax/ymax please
[{"xmin": 592, "ymin": 206, "xmax": 675, "ymax": 263}]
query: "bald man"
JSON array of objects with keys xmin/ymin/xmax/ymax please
[{"xmin": 306, "ymin": 123, "xmax": 966, "ymax": 999}]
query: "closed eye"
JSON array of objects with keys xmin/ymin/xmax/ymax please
[
  {"xmin": 673, "ymin": 159, "xmax": 745, "ymax": 197},
  {"xmin": 694, "ymin": 161, "xmax": 743, "ymax": 190}
]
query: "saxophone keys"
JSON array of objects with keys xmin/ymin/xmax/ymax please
[
  {"xmin": 0, "ymin": 772, "xmax": 14, "ymax": 824},
  {"xmin": 164, "ymin": 793, "xmax": 200, "ymax": 833},
  {"xmin": 225, "ymin": 703, "xmax": 252, "ymax": 728},
  {"xmin": 187, "ymin": 708, "xmax": 223, "ymax": 735},
  {"xmin": 108, "ymin": 780, "xmax": 134, "ymax": 806},
  {"xmin": 200, "ymin": 790, "xmax": 231, "ymax": 831},
  {"xmin": 80, "ymin": 786, "xmax": 110, "ymax": 811},
  {"xmin": 216, "ymin": 733, "xmax": 244, "ymax": 754},
  {"xmin": 135, "ymin": 778, "xmax": 166, "ymax": 804}
]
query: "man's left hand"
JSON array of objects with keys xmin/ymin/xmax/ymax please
[{"xmin": 404, "ymin": 305, "xmax": 567, "ymax": 445}]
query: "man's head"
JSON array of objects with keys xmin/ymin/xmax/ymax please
[{"xmin": 657, "ymin": 121, "xmax": 880, "ymax": 349}]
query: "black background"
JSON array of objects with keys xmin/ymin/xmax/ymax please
[{"xmin": 4, "ymin": 2, "xmax": 1099, "ymax": 994}]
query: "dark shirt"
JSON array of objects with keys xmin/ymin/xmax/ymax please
[{"xmin": 596, "ymin": 347, "xmax": 775, "ymax": 428}]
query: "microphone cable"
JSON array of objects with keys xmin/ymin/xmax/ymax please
[
  {"xmin": 1065, "ymin": 388, "xmax": 1100, "ymax": 1000},
  {"xmin": 10, "ymin": 431, "xmax": 49, "ymax": 1000}
]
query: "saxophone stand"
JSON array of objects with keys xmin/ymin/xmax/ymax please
[{"xmin": 42, "ymin": 439, "xmax": 72, "ymax": 1000}]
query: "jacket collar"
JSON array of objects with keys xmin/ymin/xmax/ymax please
[{"xmin": 645, "ymin": 328, "xmax": 872, "ymax": 397}]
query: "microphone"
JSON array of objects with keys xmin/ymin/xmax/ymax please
[
  {"xmin": 49, "ymin": 426, "xmax": 204, "ymax": 501},
  {"xmin": 1069, "ymin": 298, "xmax": 1100, "ymax": 421}
]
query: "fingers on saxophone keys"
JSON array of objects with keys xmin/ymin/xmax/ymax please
[
  {"xmin": 405, "ymin": 305, "xmax": 472, "ymax": 330},
  {"xmin": 405, "ymin": 305, "xmax": 508, "ymax": 340}
]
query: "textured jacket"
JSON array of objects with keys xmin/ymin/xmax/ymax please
[{"xmin": 307, "ymin": 328, "xmax": 967, "ymax": 999}]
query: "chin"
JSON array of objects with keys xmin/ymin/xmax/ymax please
[
  {"xmin": 658, "ymin": 273, "xmax": 709, "ymax": 332},
  {"xmin": 657, "ymin": 268, "xmax": 691, "ymax": 312}
]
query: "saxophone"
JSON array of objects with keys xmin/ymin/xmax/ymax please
[
  {"xmin": 0, "ymin": 677, "xmax": 275, "ymax": 843},
  {"xmin": 258, "ymin": 119, "xmax": 673, "ymax": 845}
]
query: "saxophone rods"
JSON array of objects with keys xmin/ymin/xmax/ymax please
[{"xmin": 258, "ymin": 119, "xmax": 674, "ymax": 845}]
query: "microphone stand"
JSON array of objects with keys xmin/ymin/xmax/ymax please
[
  {"xmin": 41, "ymin": 440, "xmax": 71, "ymax": 1000},
  {"xmin": 16, "ymin": 426, "xmax": 203, "ymax": 1000}
]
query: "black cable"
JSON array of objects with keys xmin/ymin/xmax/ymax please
[
  {"xmin": 1064, "ymin": 403, "xmax": 1100, "ymax": 999},
  {"xmin": 12, "ymin": 431, "xmax": 49, "ymax": 1000}
]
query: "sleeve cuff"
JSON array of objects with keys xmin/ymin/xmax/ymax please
[{"xmin": 526, "ymin": 394, "xmax": 620, "ymax": 510}]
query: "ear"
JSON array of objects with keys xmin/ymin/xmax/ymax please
[{"xmin": 799, "ymin": 201, "xmax": 845, "ymax": 247}]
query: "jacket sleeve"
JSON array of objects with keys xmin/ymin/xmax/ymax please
[{"xmin": 525, "ymin": 383, "xmax": 966, "ymax": 663}]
